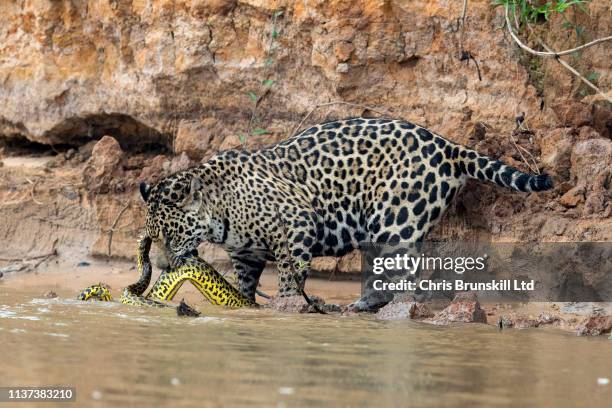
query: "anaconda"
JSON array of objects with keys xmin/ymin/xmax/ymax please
[{"xmin": 78, "ymin": 235, "xmax": 255, "ymax": 309}]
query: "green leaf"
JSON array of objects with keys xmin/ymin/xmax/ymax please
[
  {"xmin": 237, "ymin": 133, "xmax": 247, "ymax": 143},
  {"xmin": 272, "ymin": 29, "xmax": 279, "ymax": 39},
  {"xmin": 586, "ymin": 71, "xmax": 600, "ymax": 83},
  {"xmin": 251, "ymin": 128, "xmax": 271, "ymax": 136},
  {"xmin": 521, "ymin": 0, "xmax": 528, "ymax": 20},
  {"xmin": 262, "ymin": 79, "xmax": 274, "ymax": 86},
  {"xmin": 273, "ymin": 10, "xmax": 284, "ymax": 18},
  {"xmin": 247, "ymin": 92, "xmax": 258, "ymax": 102}
]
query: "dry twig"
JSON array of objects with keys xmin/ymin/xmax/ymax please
[
  {"xmin": 0, "ymin": 251, "xmax": 56, "ymax": 263},
  {"xmin": 504, "ymin": 6, "xmax": 612, "ymax": 57},
  {"xmin": 508, "ymin": 132, "xmax": 540, "ymax": 174},
  {"xmin": 533, "ymin": 33, "xmax": 610, "ymax": 103},
  {"xmin": 25, "ymin": 178, "xmax": 44, "ymax": 205},
  {"xmin": 459, "ymin": 0, "xmax": 468, "ymax": 50},
  {"xmin": 1, "ymin": 178, "xmax": 44, "ymax": 208},
  {"xmin": 457, "ymin": 0, "xmax": 482, "ymax": 81},
  {"xmin": 0, "ymin": 195, "xmax": 28, "ymax": 208},
  {"xmin": 504, "ymin": 5, "xmax": 612, "ymax": 103},
  {"xmin": 246, "ymin": 87, "xmax": 272, "ymax": 138},
  {"xmin": 107, "ymin": 203, "xmax": 131, "ymax": 257},
  {"xmin": 0, "ymin": 239, "xmax": 58, "ymax": 273},
  {"xmin": 459, "ymin": 50, "xmax": 482, "ymax": 81},
  {"xmin": 243, "ymin": 11, "xmax": 283, "ymax": 143}
]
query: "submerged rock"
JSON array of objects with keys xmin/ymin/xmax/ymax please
[
  {"xmin": 176, "ymin": 299, "xmax": 201, "ymax": 317},
  {"xmin": 575, "ymin": 315, "xmax": 612, "ymax": 336},
  {"xmin": 376, "ymin": 298, "xmax": 433, "ymax": 321},
  {"xmin": 266, "ymin": 294, "xmax": 337, "ymax": 314},
  {"xmin": 498, "ymin": 312, "xmax": 560, "ymax": 329},
  {"xmin": 43, "ymin": 291, "xmax": 58, "ymax": 299}
]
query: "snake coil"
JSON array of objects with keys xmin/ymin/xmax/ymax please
[{"xmin": 78, "ymin": 236, "xmax": 255, "ymax": 309}]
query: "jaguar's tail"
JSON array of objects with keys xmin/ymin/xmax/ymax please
[{"xmin": 458, "ymin": 146, "xmax": 553, "ymax": 193}]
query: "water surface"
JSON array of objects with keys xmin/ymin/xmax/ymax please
[{"xmin": 0, "ymin": 287, "xmax": 610, "ymax": 408}]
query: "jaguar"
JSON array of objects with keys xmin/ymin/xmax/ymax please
[{"xmin": 139, "ymin": 117, "xmax": 552, "ymax": 311}]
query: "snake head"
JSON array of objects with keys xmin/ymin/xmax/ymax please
[{"xmin": 77, "ymin": 283, "xmax": 112, "ymax": 302}]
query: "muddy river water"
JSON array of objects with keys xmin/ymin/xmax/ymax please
[{"xmin": 0, "ymin": 272, "xmax": 611, "ymax": 408}]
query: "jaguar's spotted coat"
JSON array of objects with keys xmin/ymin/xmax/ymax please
[{"xmin": 140, "ymin": 117, "xmax": 552, "ymax": 311}]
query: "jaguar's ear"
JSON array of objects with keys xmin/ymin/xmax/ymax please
[
  {"xmin": 179, "ymin": 177, "xmax": 203, "ymax": 210},
  {"xmin": 140, "ymin": 182, "xmax": 151, "ymax": 202}
]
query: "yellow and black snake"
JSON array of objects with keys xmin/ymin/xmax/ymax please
[{"xmin": 78, "ymin": 236, "xmax": 255, "ymax": 309}]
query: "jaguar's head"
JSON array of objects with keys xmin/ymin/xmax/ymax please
[{"xmin": 139, "ymin": 172, "xmax": 209, "ymax": 264}]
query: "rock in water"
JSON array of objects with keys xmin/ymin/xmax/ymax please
[
  {"xmin": 376, "ymin": 298, "xmax": 433, "ymax": 321},
  {"xmin": 430, "ymin": 292, "xmax": 488, "ymax": 325},
  {"xmin": 266, "ymin": 294, "xmax": 333, "ymax": 314},
  {"xmin": 176, "ymin": 299, "xmax": 201, "ymax": 317},
  {"xmin": 575, "ymin": 315, "xmax": 612, "ymax": 336}
]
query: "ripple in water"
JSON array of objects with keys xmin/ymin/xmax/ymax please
[
  {"xmin": 0, "ymin": 308, "xmax": 40, "ymax": 320},
  {"xmin": 42, "ymin": 332, "xmax": 70, "ymax": 338}
]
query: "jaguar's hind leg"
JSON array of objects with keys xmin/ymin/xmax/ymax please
[{"xmin": 348, "ymin": 206, "xmax": 433, "ymax": 312}]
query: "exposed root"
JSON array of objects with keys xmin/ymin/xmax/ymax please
[
  {"xmin": 457, "ymin": 1, "xmax": 482, "ymax": 81},
  {"xmin": 25, "ymin": 177, "xmax": 44, "ymax": 205},
  {"xmin": 503, "ymin": 5, "xmax": 612, "ymax": 58},
  {"xmin": 0, "ymin": 251, "xmax": 57, "ymax": 262},
  {"xmin": 459, "ymin": 50, "xmax": 482, "ymax": 81},
  {"xmin": 504, "ymin": 5, "xmax": 612, "ymax": 103},
  {"xmin": 508, "ymin": 131, "xmax": 540, "ymax": 175}
]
